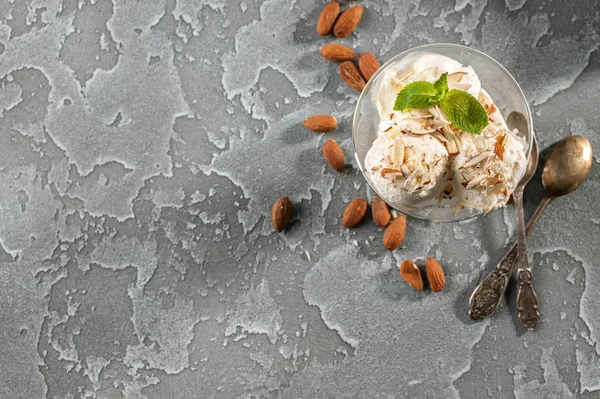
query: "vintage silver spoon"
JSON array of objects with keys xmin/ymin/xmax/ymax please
[
  {"xmin": 469, "ymin": 135, "xmax": 593, "ymax": 325},
  {"xmin": 512, "ymin": 134, "xmax": 540, "ymax": 329},
  {"xmin": 468, "ymin": 134, "xmax": 538, "ymax": 321}
]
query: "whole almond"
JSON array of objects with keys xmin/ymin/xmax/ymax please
[
  {"xmin": 322, "ymin": 139, "xmax": 345, "ymax": 173},
  {"xmin": 426, "ymin": 257, "xmax": 445, "ymax": 292},
  {"xmin": 383, "ymin": 214, "xmax": 406, "ymax": 250},
  {"xmin": 400, "ymin": 260, "xmax": 424, "ymax": 291},
  {"xmin": 272, "ymin": 197, "xmax": 293, "ymax": 232},
  {"xmin": 321, "ymin": 43, "xmax": 356, "ymax": 61},
  {"xmin": 358, "ymin": 52, "xmax": 380, "ymax": 81},
  {"xmin": 339, "ymin": 61, "xmax": 366, "ymax": 92},
  {"xmin": 372, "ymin": 195, "xmax": 390, "ymax": 227},
  {"xmin": 303, "ymin": 115, "xmax": 337, "ymax": 132},
  {"xmin": 316, "ymin": 1, "xmax": 341, "ymax": 36},
  {"xmin": 333, "ymin": 5, "xmax": 363, "ymax": 38},
  {"xmin": 342, "ymin": 198, "xmax": 367, "ymax": 228}
]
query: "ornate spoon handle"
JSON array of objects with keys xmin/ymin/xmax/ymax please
[
  {"xmin": 516, "ymin": 268, "xmax": 539, "ymax": 330},
  {"xmin": 513, "ymin": 188, "xmax": 539, "ymax": 330},
  {"xmin": 469, "ymin": 196, "xmax": 552, "ymax": 321},
  {"xmin": 469, "ymin": 243, "xmax": 517, "ymax": 320}
]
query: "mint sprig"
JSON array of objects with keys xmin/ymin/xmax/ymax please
[
  {"xmin": 393, "ymin": 81, "xmax": 439, "ymax": 112},
  {"xmin": 393, "ymin": 72, "xmax": 488, "ymax": 134}
]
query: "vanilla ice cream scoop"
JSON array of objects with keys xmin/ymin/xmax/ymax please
[
  {"xmin": 365, "ymin": 130, "xmax": 449, "ymax": 206},
  {"xmin": 451, "ymin": 130, "xmax": 528, "ymax": 211}
]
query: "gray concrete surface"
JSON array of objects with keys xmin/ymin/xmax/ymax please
[{"xmin": 0, "ymin": 0, "xmax": 599, "ymax": 398}]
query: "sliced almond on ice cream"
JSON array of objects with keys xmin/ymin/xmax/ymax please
[
  {"xmin": 381, "ymin": 168, "xmax": 402, "ymax": 178},
  {"xmin": 462, "ymin": 151, "xmax": 493, "ymax": 169},
  {"xmin": 448, "ymin": 71, "xmax": 471, "ymax": 91},
  {"xmin": 393, "ymin": 138, "xmax": 405, "ymax": 166}
]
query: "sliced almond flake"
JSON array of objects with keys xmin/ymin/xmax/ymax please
[
  {"xmin": 384, "ymin": 126, "xmax": 393, "ymax": 132},
  {"xmin": 478, "ymin": 91, "xmax": 487, "ymax": 103},
  {"xmin": 371, "ymin": 136, "xmax": 378, "ymax": 143},
  {"xmin": 431, "ymin": 120, "xmax": 446, "ymax": 129},
  {"xmin": 453, "ymin": 133, "xmax": 463, "ymax": 153},
  {"xmin": 353, "ymin": 240, "xmax": 359, "ymax": 247},
  {"xmin": 483, "ymin": 155, "xmax": 493, "ymax": 170},
  {"xmin": 483, "ymin": 102, "xmax": 497, "ymax": 115},
  {"xmin": 388, "ymin": 128, "xmax": 403, "ymax": 140},
  {"xmin": 404, "ymin": 170, "xmax": 418, "ymax": 188},
  {"xmin": 466, "ymin": 174, "xmax": 489, "ymax": 189},
  {"xmin": 462, "ymin": 151, "xmax": 493, "ymax": 169},
  {"xmin": 394, "ymin": 138, "xmax": 405, "ymax": 166},
  {"xmin": 433, "ymin": 105, "xmax": 450, "ymax": 124},
  {"xmin": 403, "ymin": 147, "xmax": 410, "ymax": 163},
  {"xmin": 433, "ymin": 131, "xmax": 449, "ymax": 143},
  {"xmin": 400, "ymin": 164, "xmax": 410, "ymax": 177},
  {"xmin": 442, "ymin": 125, "xmax": 459, "ymax": 154},
  {"xmin": 446, "ymin": 140, "xmax": 458, "ymax": 155},
  {"xmin": 305, "ymin": 250, "xmax": 311, "ymax": 262},
  {"xmin": 442, "ymin": 125, "xmax": 453, "ymax": 140},
  {"xmin": 381, "ymin": 168, "xmax": 402, "ymax": 177}
]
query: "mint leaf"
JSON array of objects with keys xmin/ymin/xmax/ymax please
[
  {"xmin": 392, "ymin": 74, "xmax": 488, "ymax": 135},
  {"xmin": 439, "ymin": 89, "xmax": 488, "ymax": 134},
  {"xmin": 433, "ymin": 72, "xmax": 448, "ymax": 99},
  {"xmin": 393, "ymin": 81, "xmax": 438, "ymax": 112}
]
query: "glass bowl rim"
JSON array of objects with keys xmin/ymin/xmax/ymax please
[{"xmin": 351, "ymin": 43, "xmax": 534, "ymax": 222}]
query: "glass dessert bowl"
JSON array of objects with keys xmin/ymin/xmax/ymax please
[{"xmin": 353, "ymin": 43, "xmax": 533, "ymax": 222}]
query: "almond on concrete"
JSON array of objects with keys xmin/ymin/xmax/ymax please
[
  {"xmin": 339, "ymin": 61, "xmax": 366, "ymax": 92},
  {"xmin": 333, "ymin": 5, "xmax": 363, "ymax": 38},
  {"xmin": 400, "ymin": 259, "xmax": 424, "ymax": 291},
  {"xmin": 303, "ymin": 114, "xmax": 337, "ymax": 132},
  {"xmin": 272, "ymin": 197, "xmax": 293, "ymax": 232},
  {"xmin": 372, "ymin": 195, "xmax": 390, "ymax": 227},
  {"xmin": 321, "ymin": 43, "xmax": 356, "ymax": 61},
  {"xmin": 316, "ymin": 1, "xmax": 340, "ymax": 36},
  {"xmin": 426, "ymin": 257, "xmax": 445, "ymax": 292},
  {"xmin": 358, "ymin": 52, "xmax": 380, "ymax": 81},
  {"xmin": 322, "ymin": 139, "xmax": 345, "ymax": 173},
  {"xmin": 383, "ymin": 214, "xmax": 406, "ymax": 250},
  {"xmin": 343, "ymin": 198, "xmax": 367, "ymax": 228}
]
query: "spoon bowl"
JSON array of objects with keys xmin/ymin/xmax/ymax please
[{"xmin": 542, "ymin": 135, "xmax": 593, "ymax": 198}]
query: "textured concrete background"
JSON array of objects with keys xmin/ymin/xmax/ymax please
[{"xmin": 0, "ymin": 0, "xmax": 599, "ymax": 398}]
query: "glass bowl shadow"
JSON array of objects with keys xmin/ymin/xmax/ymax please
[{"xmin": 352, "ymin": 43, "xmax": 533, "ymax": 222}]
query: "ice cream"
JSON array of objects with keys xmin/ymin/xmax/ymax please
[{"xmin": 364, "ymin": 52, "xmax": 528, "ymax": 213}]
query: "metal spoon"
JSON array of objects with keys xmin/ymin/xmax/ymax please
[
  {"xmin": 469, "ymin": 135, "xmax": 593, "ymax": 324},
  {"xmin": 512, "ymin": 134, "xmax": 540, "ymax": 329},
  {"xmin": 469, "ymin": 134, "xmax": 538, "ymax": 321}
]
